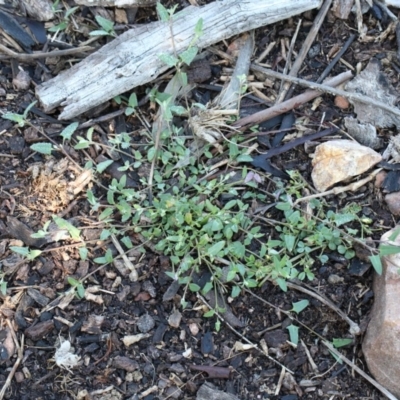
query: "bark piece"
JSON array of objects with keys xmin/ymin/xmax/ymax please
[
  {"xmin": 113, "ymin": 356, "xmax": 139, "ymax": 372},
  {"xmin": 311, "ymin": 139, "xmax": 382, "ymax": 191},
  {"xmin": 363, "ymin": 226, "xmax": 400, "ymax": 398},
  {"xmin": 25, "ymin": 320, "xmax": 54, "ymax": 341},
  {"xmin": 19, "ymin": 0, "xmax": 54, "ymax": 21},
  {"xmin": 35, "ymin": 0, "xmax": 322, "ymax": 119},
  {"xmin": 196, "ymin": 382, "xmax": 240, "ymax": 400}
]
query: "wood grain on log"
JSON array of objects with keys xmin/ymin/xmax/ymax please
[
  {"xmin": 73, "ymin": 0, "xmax": 157, "ymax": 7},
  {"xmin": 36, "ymin": 0, "xmax": 322, "ymax": 120}
]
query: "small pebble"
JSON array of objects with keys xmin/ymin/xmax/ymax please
[
  {"xmin": 168, "ymin": 309, "xmax": 182, "ymax": 329},
  {"xmin": 328, "ymin": 274, "xmax": 344, "ymax": 284},
  {"xmin": 137, "ymin": 314, "xmax": 155, "ymax": 333},
  {"xmin": 334, "ymin": 95, "xmax": 349, "ymax": 109}
]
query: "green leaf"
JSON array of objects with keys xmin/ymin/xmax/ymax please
[
  {"xmin": 89, "ymin": 30, "xmax": 109, "ymax": 37},
  {"xmin": 189, "ymin": 283, "xmax": 201, "ymax": 292},
  {"xmin": 379, "ymin": 244, "xmax": 400, "ymax": 256},
  {"xmin": 159, "ymin": 53, "xmax": 179, "ymax": 67},
  {"xmin": 52, "ymin": 216, "xmax": 81, "ymax": 240},
  {"xmin": 67, "ymin": 277, "xmax": 80, "ymax": 287},
  {"xmin": 147, "ymin": 146, "xmax": 156, "ymax": 162},
  {"xmin": 202, "ymin": 281, "xmax": 213, "ymax": 295},
  {"xmin": 77, "ymin": 284, "xmax": 85, "ymax": 299},
  {"xmin": 276, "ymin": 277, "xmax": 287, "ymax": 292},
  {"xmin": 156, "ymin": 2, "xmax": 169, "ymax": 21},
  {"xmin": 128, "ymin": 92, "xmax": 138, "ymax": 108},
  {"xmin": 236, "ymin": 154, "xmax": 253, "ymax": 163},
  {"xmin": 284, "ymin": 235, "xmax": 296, "ymax": 252},
  {"xmin": 27, "ymin": 250, "xmax": 42, "ymax": 260},
  {"xmin": 10, "ymin": 246, "xmax": 30, "ymax": 257},
  {"xmin": 2, "ymin": 112, "xmax": 24, "ymax": 126},
  {"xmin": 121, "ymin": 236, "xmax": 133, "ymax": 249},
  {"xmin": 286, "ymin": 324, "xmax": 299, "ymax": 345},
  {"xmin": 203, "ymin": 309, "xmax": 215, "ymax": 318},
  {"xmin": 30, "ymin": 143, "xmax": 53, "ymax": 155},
  {"xmin": 95, "ymin": 15, "xmax": 114, "ymax": 33},
  {"xmin": 206, "ymin": 240, "xmax": 226, "ymax": 257},
  {"xmin": 215, "ymin": 319, "xmax": 221, "ymax": 332},
  {"xmin": 332, "ymin": 338, "xmax": 353, "ymax": 348},
  {"xmin": 48, "ymin": 21, "xmax": 67, "ymax": 32},
  {"xmin": 369, "ymin": 254, "xmax": 382, "ymax": 275},
  {"xmin": 194, "ymin": 18, "xmax": 203, "ymax": 36},
  {"xmin": 96, "ymin": 159, "xmax": 113, "ymax": 173},
  {"xmin": 170, "ymin": 105, "xmax": 187, "ymax": 115},
  {"xmin": 231, "ymin": 285, "xmax": 241, "ymax": 298},
  {"xmin": 389, "ymin": 227, "xmax": 400, "ymax": 241},
  {"xmin": 99, "ymin": 207, "xmax": 113, "ymax": 221},
  {"xmin": 179, "ymin": 46, "xmax": 198, "ymax": 66},
  {"xmin": 79, "ymin": 247, "xmax": 88, "ymax": 261},
  {"xmin": 60, "ymin": 122, "xmax": 79, "ymax": 141},
  {"xmin": 291, "ymin": 300, "xmax": 309, "ymax": 314},
  {"xmin": 275, "ymin": 202, "xmax": 292, "ymax": 211}
]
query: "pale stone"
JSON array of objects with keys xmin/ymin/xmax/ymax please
[
  {"xmin": 363, "ymin": 226, "xmax": 400, "ymax": 398},
  {"xmin": 311, "ymin": 140, "xmax": 382, "ymax": 191},
  {"xmin": 385, "ymin": 192, "xmax": 400, "ymax": 216}
]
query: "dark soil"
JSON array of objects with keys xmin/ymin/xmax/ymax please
[{"xmin": 0, "ymin": 0, "xmax": 398, "ymax": 399}]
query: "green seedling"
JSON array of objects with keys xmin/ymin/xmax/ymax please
[
  {"xmin": 67, "ymin": 277, "xmax": 85, "ymax": 299},
  {"xmin": 2, "ymin": 101, "xmax": 37, "ymax": 127},
  {"xmin": 90, "ymin": 16, "xmax": 117, "ymax": 38}
]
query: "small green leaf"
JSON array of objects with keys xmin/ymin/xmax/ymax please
[
  {"xmin": 99, "ymin": 208, "xmax": 113, "ymax": 221},
  {"xmin": 30, "ymin": 143, "xmax": 53, "ymax": 155},
  {"xmin": 203, "ymin": 309, "xmax": 215, "ymax": 318},
  {"xmin": 369, "ymin": 254, "xmax": 382, "ymax": 275},
  {"xmin": 276, "ymin": 277, "xmax": 287, "ymax": 292},
  {"xmin": 189, "ymin": 283, "xmax": 200, "ymax": 292},
  {"xmin": 206, "ymin": 240, "xmax": 226, "ymax": 257},
  {"xmin": 179, "ymin": 46, "xmax": 198, "ymax": 66},
  {"xmin": 10, "ymin": 246, "xmax": 30, "ymax": 257},
  {"xmin": 96, "ymin": 159, "xmax": 113, "ymax": 173},
  {"xmin": 27, "ymin": 250, "xmax": 42, "ymax": 260},
  {"xmin": 286, "ymin": 324, "xmax": 299, "ymax": 345},
  {"xmin": 388, "ymin": 227, "xmax": 400, "ymax": 241},
  {"xmin": 231, "ymin": 285, "xmax": 241, "ymax": 298},
  {"xmin": 332, "ymin": 338, "xmax": 353, "ymax": 348},
  {"xmin": 215, "ymin": 319, "xmax": 221, "ymax": 332},
  {"xmin": 2, "ymin": 112, "xmax": 24, "ymax": 126},
  {"xmin": 95, "ymin": 15, "xmax": 114, "ymax": 33},
  {"xmin": 194, "ymin": 18, "xmax": 203, "ymax": 36},
  {"xmin": 236, "ymin": 154, "xmax": 253, "ymax": 163},
  {"xmin": 159, "ymin": 53, "xmax": 179, "ymax": 67},
  {"xmin": 79, "ymin": 247, "xmax": 88, "ymax": 261},
  {"xmin": 67, "ymin": 277, "xmax": 80, "ymax": 287},
  {"xmin": 291, "ymin": 300, "xmax": 309, "ymax": 314},
  {"xmin": 147, "ymin": 146, "xmax": 156, "ymax": 162},
  {"xmin": 52, "ymin": 216, "xmax": 80, "ymax": 240},
  {"xmin": 77, "ymin": 284, "xmax": 85, "ymax": 299},
  {"xmin": 60, "ymin": 122, "xmax": 79, "ymax": 141},
  {"xmin": 156, "ymin": 2, "xmax": 169, "ymax": 21},
  {"xmin": 202, "ymin": 281, "xmax": 213, "ymax": 295},
  {"xmin": 380, "ymin": 244, "xmax": 400, "ymax": 256},
  {"xmin": 128, "ymin": 92, "xmax": 138, "ymax": 108}
]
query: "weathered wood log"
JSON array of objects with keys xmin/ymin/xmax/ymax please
[
  {"xmin": 73, "ymin": 0, "xmax": 156, "ymax": 7},
  {"xmin": 36, "ymin": 0, "xmax": 323, "ymax": 120}
]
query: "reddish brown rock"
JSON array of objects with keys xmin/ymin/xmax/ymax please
[
  {"xmin": 363, "ymin": 226, "xmax": 400, "ymax": 397},
  {"xmin": 311, "ymin": 140, "xmax": 382, "ymax": 191}
]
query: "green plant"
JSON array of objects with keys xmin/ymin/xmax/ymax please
[
  {"xmin": 90, "ymin": 16, "xmax": 117, "ymax": 38},
  {"xmin": 67, "ymin": 277, "xmax": 85, "ymax": 299},
  {"xmin": 48, "ymin": 4, "xmax": 79, "ymax": 33},
  {"xmin": 2, "ymin": 101, "xmax": 37, "ymax": 127}
]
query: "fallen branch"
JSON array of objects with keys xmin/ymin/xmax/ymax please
[
  {"xmin": 35, "ymin": 0, "xmax": 322, "ymax": 120},
  {"xmin": 233, "ymin": 70, "xmax": 353, "ymax": 129}
]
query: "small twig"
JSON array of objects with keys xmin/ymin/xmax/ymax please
[
  {"xmin": 0, "ymin": 321, "xmax": 24, "ymax": 400},
  {"xmin": 233, "ymin": 70, "xmax": 353, "ymax": 129},
  {"xmin": 322, "ymin": 341, "xmax": 399, "ymax": 400},
  {"xmin": 0, "ymin": 44, "xmax": 93, "ymax": 62},
  {"xmin": 317, "ymin": 34, "xmax": 357, "ymax": 83},
  {"xmin": 293, "ymin": 168, "xmax": 382, "ymax": 206},
  {"xmin": 246, "ymin": 66, "xmax": 400, "ymax": 124},
  {"xmin": 196, "ymin": 294, "xmax": 294, "ymax": 374},
  {"xmin": 276, "ymin": 0, "xmax": 333, "ymax": 102}
]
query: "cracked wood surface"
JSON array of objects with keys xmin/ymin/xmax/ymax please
[{"xmin": 36, "ymin": 0, "xmax": 322, "ymax": 120}]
